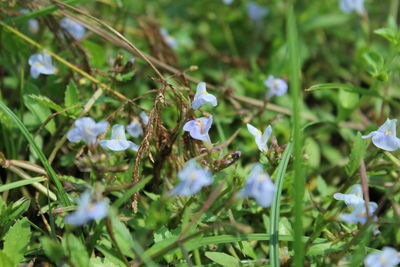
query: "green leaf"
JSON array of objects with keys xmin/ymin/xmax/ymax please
[
  {"xmin": 0, "ymin": 251, "xmax": 13, "ymax": 267},
  {"xmin": 0, "ymin": 178, "xmax": 46, "ymax": 193},
  {"xmin": 3, "ymin": 218, "xmax": 31, "ymax": 266},
  {"xmin": 63, "ymin": 234, "xmax": 90, "ymax": 267},
  {"xmin": 345, "ymin": 132, "xmax": 367, "ymax": 176},
  {"xmin": 205, "ymin": 252, "xmax": 239, "ymax": 266},
  {"xmin": 28, "ymin": 94, "xmax": 63, "ymax": 113},
  {"xmin": 23, "ymin": 95, "xmax": 56, "ymax": 134},
  {"xmin": 110, "ymin": 215, "xmax": 135, "ymax": 258},
  {"xmin": 374, "ymin": 27, "xmax": 399, "ymax": 45},
  {"xmin": 65, "ymin": 81, "xmax": 80, "ymax": 108},
  {"xmin": 40, "ymin": 236, "xmax": 65, "ymax": 264}
]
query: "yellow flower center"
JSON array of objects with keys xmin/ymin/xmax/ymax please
[
  {"xmin": 379, "ymin": 255, "xmax": 387, "ymax": 263},
  {"xmin": 86, "ymin": 203, "xmax": 95, "ymax": 211},
  {"xmin": 191, "ymin": 173, "xmax": 198, "ymax": 180},
  {"xmin": 357, "ymin": 212, "xmax": 366, "ymax": 217},
  {"xmin": 115, "ymin": 137, "xmax": 122, "ymax": 140},
  {"xmin": 258, "ymin": 129, "xmax": 262, "ymax": 135},
  {"xmin": 35, "ymin": 62, "xmax": 43, "ymax": 66},
  {"xmin": 258, "ymin": 174, "xmax": 267, "ymax": 182},
  {"xmin": 201, "ymin": 92, "xmax": 208, "ymax": 95},
  {"xmin": 385, "ymin": 130, "xmax": 392, "ymax": 135},
  {"xmin": 195, "ymin": 120, "xmax": 204, "ymax": 133}
]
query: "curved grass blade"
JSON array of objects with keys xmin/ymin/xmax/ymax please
[
  {"xmin": 269, "ymin": 143, "xmax": 293, "ymax": 267},
  {"xmin": 0, "ymin": 100, "xmax": 70, "ymax": 206},
  {"xmin": 0, "ymin": 177, "xmax": 46, "ymax": 193}
]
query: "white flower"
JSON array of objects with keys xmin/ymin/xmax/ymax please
[
  {"xmin": 127, "ymin": 118, "xmax": 143, "ymax": 138},
  {"xmin": 247, "ymin": 123, "xmax": 272, "ymax": 153},
  {"xmin": 170, "ymin": 161, "xmax": 213, "ymax": 196},
  {"xmin": 362, "ymin": 119, "xmax": 400, "ymax": 151},
  {"xmin": 340, "ymin": 0, "xmax": 365, "ymax": 15},
  {"xmin": 140, "ymin": 111, "xmax": 149, "ymax": 125},
  {"xmin": 99, "ymin": 125, "xmax": 139, "ymax": 152},
  {"xmin": 264, "ymin": 75, "xmax": 288, "ymax": 98},
  {"xmin": 334, "ymin": 184, "xmax": 364, "ymax": 206},
  {"xmin": 192, "ymin": 82, "xmax": 217, "ymax": 110},
  {"xmin": 28, "ymin": 51, "xmax": 57, "ymax": 79},
  {"xmin": 60, "ymin": 17, "xmax": 86, "ymax": 40},
  {"xmin": 65, "ymin": 191, "xmax": 108, "ymax": 226},
  {"xmin": 364, "ymin": 247, "xmax": 400, "ymax": 267},
  {"xmin": 67, "ymin": 117, "xmax": 109, "ymax": 146},
  {"xmin": 239, "ymin": 164, "xmax": 276, "ymax": 207}
]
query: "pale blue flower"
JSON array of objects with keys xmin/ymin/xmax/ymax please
[
  {"xmin": 20, "ymin": 9, "xmax": 39, "ymax": 34},
  {"xmin": 65, "ymin": 191, "xmax": 108, "ymax": 226},
  {"xmin": 140, "ymin": 111, "xmax": 149, "ymax": 125},
  {"xmin": 67, "ymin": 117, "xmax": 109, "ymax": 146},
  {"xmin": 334, "ymin": 184, "xmax": 364, "ymax": 206},
  {"xmin": 183, "ymin": 116, "xmax": 213, "ymax": 143},
  {"xmin": 362, "ymin": 119, "xmax": 400, "ymax": 151},
  {"xmin": 247, "ymin": 123, "xmax": 272, "ymax": 153},
  {"xmin": 264, "ymin": 75, "xmax": 288, "ymax": 98},
  {"xmin": 340, "ymin": 0, "xmax": 365, "ymax": 15},
  {"xmin": 28, "ymin": 51, "xmax": 57, "ymax": 79},
  {"xmin": 239, "ymin": 164, "xmax": 276, "ymax": 207},
  {"xmin": 364, "ymin": 247, "xmax": 400, "ymax": 267},
  {"xmin": 192, "ymin": 82, "xmax": 217, "ymax": 110},
  {"xmin": 60, "ymin": 17, "xmax": 86, "ymax": 40},
  {"xmin": 160, "ymin": 28, "xmax": 178, "ymax": 49},
  {"xmin": 338, "ymin": 201, "xmax": 378, "ymax": 224},
  {"xmin": 223, "ymin": 0, "xmax": 233, "ymax": 4},
  {"xmin": 170, "ymin": 161, "xmax": 213, "ymax": 196},
  {"xmin": 247, "ymin": 2, "xmax": 268, "ymax": 22},
  {"xmin": 127, "ymin": 118, "xmax": 143, "ymax": 138},
  {"xmin": 99, "ymin": 124, "xmax": 139, "ymax": 151}
]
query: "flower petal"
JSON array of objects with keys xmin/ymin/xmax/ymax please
[{"xmin": 371, "ymin": 133, "xmax": 400, "ymax": 151}]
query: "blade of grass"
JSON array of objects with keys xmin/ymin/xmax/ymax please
[
  {"xmin": 0, "ymin": 177, "xmax": 45, "ymax": 193},
  {"xmin": 0, "ymin": 100, "xmax": 70, "ymax": 206},
  {"xmin": 287, "ymin": 5, "xmax": 305, "ymax": 267},
  {"xmin": 269, "ymin": 143, "xmax": 293, "ymax": 267}
]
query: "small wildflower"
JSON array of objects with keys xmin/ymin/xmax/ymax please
[
  {"xmin": 340, "ymin": 0, "xmax": 365, "ymax": 15},
  {"xmin": 140, "ymin": 111, "xmax": 149, "ymax": 125},
  {"xmin": 60, "ymin": 17, "xmax": 86, "ymax": 40},
  {"xmin": 127, "ymin": 118, "xmax": 143, "ymax": 138},
  {"xmin": 364, "ymin": 247, "xmax": 400, "ymax": 267},
  {"xmin": 67, "ymin": 117, "xmax": 109, "ymax": 146},
  {"xmin": 65, "ymin": 191, "xmax": 108, "ymax": 226},
  {"xmin": 247, "ymin": 123, "xmax": 272, "ymax": 153},
  {"xmin": 334, "ymin": 184, "xmax": 364, "ymax": 206},
  {"xmin": 99, "ymin": 124, "xmax": 139, "ymax": 151},
  {"xmin": 28, "ymin": 51, "xmax": 57, "ymax": 79},
  {"xmin": 362, "ymin": 119, "xmax": 400, "ymax": 151},
  {"xmin": 20, "ymin": 9, "xmax": 39, "ymax": 34},
  {"xmin": 223, "ymin": 0, "xmax": 233, "ymax": 4},
  {"xmin": 338, "ymin": 201, "xmax": 378, "ymax": 225},
  {"xmin": 239, "ymin": 164, "xmax": 276, "ymax": 207},
  {"xmin": 183, "ymin": 116, "xmax": 213, "ymax": 143},
  {"xmin": 264, "ymin": 75, "xmax": 288, "ymax": 98},
  {"xmin": 170, "ymin": 161, "xmax": 213, "ymax": 196},
  {"xmin": 247, "ymin": 2, "xmax": 268, "ymax": 22},
  {"xmin": 192, "ymin": 82, "xmax": 217, "ymax": 110},
  {"xmin": 160, "ymin": 28, "xmax": 178, "ymax": 49}
]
